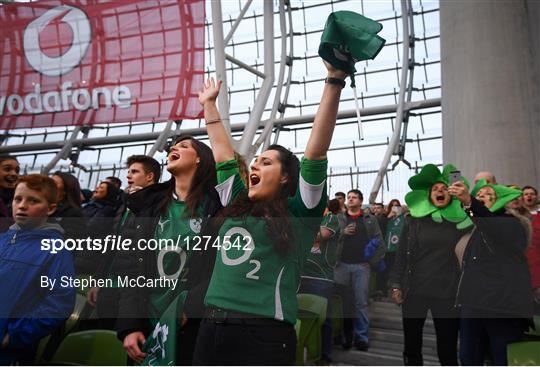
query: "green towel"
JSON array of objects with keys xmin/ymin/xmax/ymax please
[{"xmin": 319, "ymin": 11, "xmax": 386, "ymax": 87}]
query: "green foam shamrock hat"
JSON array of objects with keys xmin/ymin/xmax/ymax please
[
  {"xmin": 470, "ymin": 179, "xmax": 523, "ymax": 213},
  {"xmin": 318, "ymin": 11, "xmax": 386, "ymax": 88},
  {"xmin": 405, "ymin": 164, "xmax": 469, "ymax": 223}
]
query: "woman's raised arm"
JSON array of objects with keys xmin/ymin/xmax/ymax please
[
  {"xmin": 198, "ymin": 78, "xmax": 235, "ymax": 163},
  {"xmin": 304, "ymin": 61, "xmax": 348, "ymax": 161}
]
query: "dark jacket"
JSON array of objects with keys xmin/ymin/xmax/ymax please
[
  {"xmin": 336, "ymin": 212, "xmax": 385, "ymax": 268},
  {"xmin": 0, "ymin": 199, "xmax": 11, "ymax": 234},
  {"xmin": 0, "ymin": 223, "xmax": 75, "ymax": 365},
  {"xmin": 457, "ymin": 197, "xmax": 534, "ymax": 318},
  {"xmin": 50, "ymin": 201, "xmax": 87, "ymax": 240},
  {"xmin": 389, "ymin": 216, "xmax": 463, "ymax": 300},
  {"xmin": 0, "ymin": 189, "xmax": 13, "ymax": 234},
  {"xmin": 115, "ymin": 180, "xmax": 222, "ymax": 341},
  {"xmin": 78, "ymin": 188, "xmax": 119, "ymax": 275},
  {"xmin": 526, "ymin": 214, "xmax": 540, "ymax": 290}
]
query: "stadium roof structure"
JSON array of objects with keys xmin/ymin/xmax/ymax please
[{"xmin": 1, "ymin": 0, "xmax": 441, "ymax": 203}]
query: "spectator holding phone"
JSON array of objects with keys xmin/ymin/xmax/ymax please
[
  {"xmin": 387, "ymin": 199, "xmax": 402, "ymax": 219},
  {"xmin": 449, "ymin": 178, "xmax": 534, "ymax": 365},
  {"xmin": 390, "ymin": 164, "xmax": 468, "ymax": 366}
]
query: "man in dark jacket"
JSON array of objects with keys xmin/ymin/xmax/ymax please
[
  {"xmin": 334, "ymin": 189, "xmax": 384, "ymax": 351},
  {"xmin": 87, "ymin": 155, "xmax": 162, "ymax": 327}
]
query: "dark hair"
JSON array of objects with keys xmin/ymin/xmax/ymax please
[
  {"xmin": 219, "ymin": 144, "xmax": 300, "ymax": 255},
  {"xmin": 97, "ymin": 181, "xmax": 120, "ymax": 206},
  {"xmin": 335, "ymin": 192, "xmax": 345, "ymax": 199},
  {"xmin": 53, "ymin": 171, "xmax": 82, "ymax": 209},
  {"xmin": 327, "ymin": 199, "xmax": 340, "ymax": 214},
  {"xmin": 17, "ymin": 174, "xmax": 57, "ymax": 205},
  {"xmin": 81, "ymin": 189, "xmax": 93, "ymax": 203},
  {"xmin": 347, "ymin": 189, "xmax": 363, "ymax": 201},
  {"xmin": 522, "ymin": 185, "xmax": 538, "ymax": 195},
  {"xmin": 0, "ymin": 155, "xmax": 19, "ymax": 164},
  {"xmin": 161, "ymin": 135, "xmax": 216, "ymax": 217},
  {"xmin": 373, "ymin": 202, "xmax": 384, "ymax": 207},
  {"xmin": 266, "ymin": 144, "xmax": 300, "ymax": 198},
  {"xmin": 105, "ymin": 176, "xmax": 122, "ymax": 189},
  {"xmin": 126, "ymin": 155, "xmax": 161, "ymax": 184}
]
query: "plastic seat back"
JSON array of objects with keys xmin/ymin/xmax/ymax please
[
  {"xmin": 296, "ymin": 294, "xmax": 328, "ymax": 364},
  {"xmin": 50, "ymin": 330, "xmax": 126, "ymax": 366},
  {"xmin": 507, "ymin": 341, "xmax": 540, "ymax": 366}
]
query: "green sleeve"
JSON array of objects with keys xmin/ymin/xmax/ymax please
[
  {"xmin": 288, "ymin": 158, "xmax": 328, "ymax": 218},
  {"xmin": 215, "ymin": 160, "xmax": 246, "ymax": 206},
  {"xmin": 321, "ymin": 214, "xmax": 340, "ymax": 237}
]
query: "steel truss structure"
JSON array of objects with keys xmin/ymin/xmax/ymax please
[{"xmin": 1, "ymin": 0, "xmax": 441, "ymax": 202}]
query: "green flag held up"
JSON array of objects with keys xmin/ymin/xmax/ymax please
[{"xmin": 142, "ymin": 291, "xmax": 187, "ymax": 366}]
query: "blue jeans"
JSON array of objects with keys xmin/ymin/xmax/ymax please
[
  {"xmin": 299, "ymin": 277, "xmax": 334, "ymax": 361},
  {"xmin": 334, "ymin": 262, "xmax": 370, "ymax": 343}
]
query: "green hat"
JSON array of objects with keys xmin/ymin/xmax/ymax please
[
  {"xmin": 405, "ymin": 164, "xmax": 469, "ymax": 223},
  {"xmin": 318, "ymin": 11, "xmax": 386, "ymax": 88},
  {"xmin": 470, "ymin": 179, "xmax": 523, "ymax": 213}
]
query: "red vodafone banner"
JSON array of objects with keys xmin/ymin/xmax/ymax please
[{"xmin": 0, "ymin": 0, "xmax": 205, "ymax": 130}]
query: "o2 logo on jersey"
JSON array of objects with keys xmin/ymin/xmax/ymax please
[
  {"xmin": 220, "ymin": 227, "xmax": 260, "ymax": 280},
  {"xmin": 157, "ymin": 247, "xmax": 186, "ymax": 280},
  {"xmin": 189, "ymin": 218, "xmax": 202, "ymax": 234},
  {"xmin": 23, "ymin": 5, "xmax": 91, "ymax": 77}
]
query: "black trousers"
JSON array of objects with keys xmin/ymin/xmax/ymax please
[
  {"xmin": 459, "ymin": 308, "xmax": 528, "ymax": 366},
  {"xmin": 96, "ymin": 287, "xmax": 120, "ymax": 330},
  {"xmin": 175, "ymin": 318, "xmax": 202, "ymax": 365},
  {"xmin": 402, "ymin": 295, "xmax": 459, "ymax": 366},
  {"xmin": 193, "ymin": 317, "xmax": 296, "ymax": 365},
  {"xmin": 376, "ymin": 251, "xmax": 396, "ymax": 294}
]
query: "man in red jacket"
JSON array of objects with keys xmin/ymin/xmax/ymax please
[{"xmin": 527, "ymin": 214, "xmax": 540, "ymax": 307}]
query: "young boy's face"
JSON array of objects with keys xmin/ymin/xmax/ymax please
[{"xmin": 12, "ymin": 182, "xmax": 56, "ymax": 229}]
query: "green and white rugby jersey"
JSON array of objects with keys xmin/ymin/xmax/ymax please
[
  {"xmin": 204, "ymin": 158, "xmax": 327, "ymax": 324},
  {"xmin": 149, "ymin": 193, "xmax": 206, "ymax": 325},
  {"xmin": 302, "ymin": 213, "xmax": 340, "ymax": 281}
]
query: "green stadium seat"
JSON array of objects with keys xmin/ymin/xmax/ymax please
[
  {"xmin": 35, "ymin": 294, "xmax": 90, "ymax": 364},
  {"xmin": 296, "ymin": 294, "xmax": 327, "ymax": 365},
  {"xmin": 50, "ymin": 330, "xmax": 126, "ymax": 366},
  {"xmin": 507, "ymin": 341, "xmax": 540, "ymax": 366}
]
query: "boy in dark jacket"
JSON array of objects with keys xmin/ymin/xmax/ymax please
[{"xmin": 0, "ymin": 174, "xmax": 75, "ymax": 365}]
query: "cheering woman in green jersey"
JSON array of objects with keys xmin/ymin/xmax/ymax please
[
  {"xmin": 115, "ymin": 136, "xmax": 221, "ymax": 365},
  {"xmin": 192, "ymin": 61, "xmax": 347, "ymax": 365}
]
